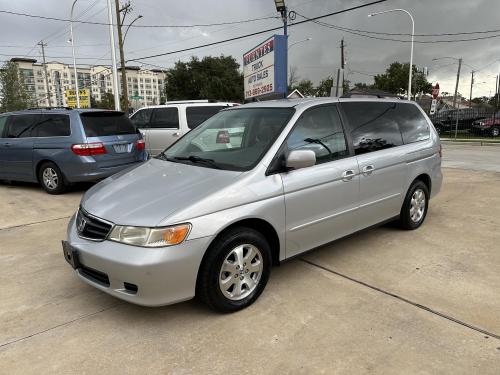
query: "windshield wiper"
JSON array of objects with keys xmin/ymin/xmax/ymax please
[
  {"xmin": 304, "ymin": 138, "xmax": 332, "ymax": 156},
  {"xmin": 172, "ymin": 155, "xmax": 221, "ymax": 169}
]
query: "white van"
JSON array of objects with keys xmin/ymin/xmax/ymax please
[{"xmin": 130, "ymin": 100, "xmax": 238, "ymax": 155}]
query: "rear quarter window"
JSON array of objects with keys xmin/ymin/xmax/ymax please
[
  {"xmin": 0, "ymin": 116, "xmax": 8, "ymax": 137},
  {"xmin": 397, "ymin": 103, "xmax": 430, "ymax": 144},
  {"xmin": 80, "ymin": 112, "xmax": 136, "ymax": 137},
  {"xmin": 186, "ymin": 106, "xmax": 225, "ymax": 130}
]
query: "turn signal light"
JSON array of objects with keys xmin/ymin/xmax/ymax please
[
  {"xmin": 71, "ymin": 142, "xmax": 107, "ymax": 156},
  {"xmin": 136, "ymin": 139, "xmax": 145, "ymax": 151}
]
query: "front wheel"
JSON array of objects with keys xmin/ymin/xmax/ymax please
[
  {"xmin": 398, "ymin": 180, "xmax": 429, "ymax": 230},
  {"xmin": 491, "ymin": 127, "xmax": 499, "ymax": 137},
  {"xmin": 197, "ymin": 227, "xmax": 272, "ymax": 313}
]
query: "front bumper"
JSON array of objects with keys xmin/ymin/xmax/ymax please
[{"xmin": 65, "ymin": 214, "xmax": 212, "ymax": 306}]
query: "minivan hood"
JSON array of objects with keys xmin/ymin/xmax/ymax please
[{"xmin": 81, "ymin": 158, "xmax": 242, "ymax": 226}]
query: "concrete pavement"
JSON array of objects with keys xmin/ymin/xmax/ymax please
[{"xmin": 0, "ymin": 144, "xmax": 499, "ymax": 374}]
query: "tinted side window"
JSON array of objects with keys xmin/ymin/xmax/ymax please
[
  {"xmin": 0, "ymin": 116, "xmax": 8, "ymax": 137},
  {"xmin": 342, "ymin": 102, "xmax": 403, "ymax": 155},
  {"xmin": 287, "ymin": 105, "xmax": 348, "ymax": 165},
  {"xmin": 32, "ymin": 114, "xmax": 71, "ymax": 137},
  {"xmin": 130, "ymin": 108, "xmax": 153, "ymax": 128},
  {"xmin": 6, "ymin": 114, "xmax": 40, "ymax": 138},
  {"xmin": 150, "ymin": 108, "xmax": 179, "ymax": 129},
  {"xmin": 398, "ymin": 104, "xmax": 430, "ymax": 144},
  {"xmin": 186, "ymin": 106, "xmax": 225, "ymax": 130}
]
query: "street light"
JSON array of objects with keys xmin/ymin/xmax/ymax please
[
  {"xmin": 369, "ymin": 8, "xmax": 414, "ymax": 100},
  {"xmin": 70, "ymin": 0, "xmax": 80, "ymax": 108},
  {"xmin": 432, "ymin": 56, "xmax": 462, "ymax": 109},
  {"xmin": 289, "ymin": 37, "xmax": 312, "ymax": 50},
  {"xmin": 123, "ymin": 14, "xmax": 143, "ymax": 44}
]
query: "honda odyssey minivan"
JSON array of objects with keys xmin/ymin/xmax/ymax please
[{"xmin": 63, "ymin": 98, "xmax": 442, "ymax": 312}]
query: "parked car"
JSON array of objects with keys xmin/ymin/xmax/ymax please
[
  {"xmin": 63, "ymin": 98, "xmax": 442, "ymax": 312},
  {"xmin": 471, "ymin": 111, "xmax": 500, "ymax": 137},
  {"xmin": 130, "ymin": 100, "xmax": 238, "ymax": 155},
  {"xmin": 430, "ymin": 108, "xmax": 488, "ymax": 135},
  {"xmin": 0, "ymin": 108, "xmax": 147, "ymax": 194}
]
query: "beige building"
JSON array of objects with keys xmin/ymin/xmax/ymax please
[{"xmin": 11, "ymin": 58, "xmax": 167, "ymax": 110}]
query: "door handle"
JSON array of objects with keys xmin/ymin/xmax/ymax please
[
  {"xmin": 341, "ymin": 169, "xmax": 355, "ymax": 181},
  {"xmin": 362, "ymin": 165, "xmax": 375, "ymax": 175}
]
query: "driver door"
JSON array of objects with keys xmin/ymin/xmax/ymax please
[{"xmin": 280, "ymin": 105, "xmax": 360, "ymax": 258}]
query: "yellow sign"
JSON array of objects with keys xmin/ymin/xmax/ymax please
[{"xmin": 65, "ymin": 89, "xmax": 90, "ymax": 108}]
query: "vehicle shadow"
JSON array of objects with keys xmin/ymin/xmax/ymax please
[{"xmin": 0, "ymin": 179, "xmax": 96, "ymax": 194}]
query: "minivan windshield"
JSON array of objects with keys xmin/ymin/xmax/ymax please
[
  {"xmin": 80, "ymin": 111, "xmax": 136, "ymax": 137},
  {"xmin": 161, "ymin": 107, "xmax": 294, "ymax": 171}
]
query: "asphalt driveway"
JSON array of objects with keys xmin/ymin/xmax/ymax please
[{"xmin": 0, "ymin": 144, "xmax": 499, "ymax": 374}]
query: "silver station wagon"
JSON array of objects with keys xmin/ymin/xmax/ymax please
[{"xmin": 63, "ymin": 97, "xmax": 442, "ymax": 312}]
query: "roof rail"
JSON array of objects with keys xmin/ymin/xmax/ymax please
[
  {"xmin": 165, "ymin": 100, "xmax": 209, "ymax": 104},
  {"xmin": 27, "ymin": 106, "xmax": 73, "ymax": 110}
]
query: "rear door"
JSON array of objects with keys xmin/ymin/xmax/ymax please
[
  {"xmin": 147, "ymin": 107, "xmax": 180, "ymax": 155},
  {"xmin": 281, "ymin": 104, "xmax": 360, "ymax": 258},
  {"xmin": 340, "ymin": 101, "xmax": 408, "ymax": 228},
  {"xmin": 0, "ymin": 114, "xmax": 38, "ymax": 180},
  {"xmin": 80, "ymin": 111, "xmax": 141, "ymax": 168}
]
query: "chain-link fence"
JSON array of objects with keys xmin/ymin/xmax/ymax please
[{"xmin": 428, "ymin": 108, "xmax": 500, "ymax": 139}]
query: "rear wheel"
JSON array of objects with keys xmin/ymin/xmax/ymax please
[
  {"xmin": 491, "ymin": 127, "xmax": 499, "ymax": 137},
  {"xmin": 38, "ymin": 162, "xmax": 66, "ymax": 194},
  {"xmin": 197, "ymin": 227, "xmax": 271, "ymax": 313},
  {"xmin": 398, "ymin": 180, "xmax": 429, "ymax": 230}
]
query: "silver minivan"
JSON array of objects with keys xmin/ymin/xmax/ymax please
[
  {"xmin": 130, "ymin": 101, "xmax": 238, "ymax": 155},
  {"xmin": 63, "ymin": 98, "xmax": 442, "ymax": 312}
]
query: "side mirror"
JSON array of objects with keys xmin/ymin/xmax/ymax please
[{"xmin": 286, "ymin": 150, "xmax": 316, "ymax": 170}]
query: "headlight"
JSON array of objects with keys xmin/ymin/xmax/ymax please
[{"xmin": 108, "ymin": 223, "xmax": 191, "ymax": 247}]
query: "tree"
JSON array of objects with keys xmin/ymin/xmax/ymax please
[
  {"xmin": 373, "ymin": 62, "xmax": 432, "ymax": 97},
  {"xmin": 316, "ymin": 76, "xmax": 333, "ymax": 97},
  {"xmin": 288, "ymin": 65, "xmax": 300, "ymax": 91},
  {"xmin": 0, "ymin": 61, "xmax": 32, "ymax": 112},
  {"xmin": 291, "ymin": 79, "xmax": 315, "ymax": 97},
  {"xmin": 165, "ymin": 55, "xmax": 244, "ymax": 102}
]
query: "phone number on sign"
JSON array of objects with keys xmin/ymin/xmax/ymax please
[{"xmin": 246, "ymin": 83, "xmax": 273, "ymax": 98}]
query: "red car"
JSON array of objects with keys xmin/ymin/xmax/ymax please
[{"xmin": 472, "ymin": 111, "xmax": 500, "ymax": 137}]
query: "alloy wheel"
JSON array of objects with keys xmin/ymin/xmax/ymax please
[
  {"xmin": 219, "ymin": 244, "xmax": 263, "ymax": 301},
  {"xmin": 42, "ymin": 167, "xmax": 59, "ymax": 190},
  {"xmin": 409, "ymin": 188, "xmax": 426, "ymax": 223}
]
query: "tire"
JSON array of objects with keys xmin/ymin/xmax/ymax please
[
  {"xmin": 38, "ymin": 162, "xmax": 67, "ymax": 194},
  {"xmin": 491, "ymin": 127, "xmax": 500, "ymax": 137},
  {"xmin": 196, "ymin": 227, "xmax": 272, "ymax": 313},
  {"xmin": 398, "ymin": 180, "xmax": 429, "ymax": 230}
]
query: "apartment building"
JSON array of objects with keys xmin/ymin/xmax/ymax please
[{"xmin": 11, "ymin": 58, "xmax": 167, "ymax": 110}]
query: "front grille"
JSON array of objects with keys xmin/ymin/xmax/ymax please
[
  {"xmin": 79, "ymin": 265, "xmax": 110, "ymax": 287},
  {"xmin": 76, "ymin": 208, "xmax": 112, "ymax": 241}
]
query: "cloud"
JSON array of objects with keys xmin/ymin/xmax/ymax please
[{"xmin": 0, "ymin": 0, "xmax": 498, "ymax": 97}]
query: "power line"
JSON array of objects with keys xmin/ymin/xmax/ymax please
[
  {"xmin": 299, "ymin": 14, "xmax": 500, "ymax": 43},
  {"xmin": 127, "ymin": 0, "xmax": 390, "ymax": 63},
  {"xmin": 294, "ymin": 11, "xmax": 500, "ymax": 37},
  {"xmin": 0, "ymin": 9, "xmax": 279, "ymax": 28}
]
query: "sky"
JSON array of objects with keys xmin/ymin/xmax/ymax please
[{"xmin": 0, "ymin": 0, "xmax": 499, "ymax": 98}]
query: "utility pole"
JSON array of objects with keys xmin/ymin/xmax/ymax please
[
  {"xmin": 452, "ymin": 58, "xmax": 462, "ymax": 109},
  {"xmin": 115, "ymin": 0, "xmax": 130, "ymax": 114},
  {"xmin": 38, "ymin": 41, "xmax": 51, "ymax": 107},
  {"xmin": 106, "ymin": 0, "xmax": 120, "ymax": 111},
  {"xmin": 469, "ymin": 70, "xmax": 474, "ymax": 108}
]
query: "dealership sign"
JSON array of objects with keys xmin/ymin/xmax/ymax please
[
  {"xmin": 243, "ymin": 35, "xmax": 287, "ymax": 100},
  {"xmin": 65, "ymin": 89, "xmax": 90, "ymax": 108}
]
